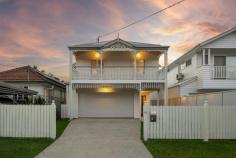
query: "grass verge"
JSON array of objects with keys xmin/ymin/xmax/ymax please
[
  {"xmin": 141, "ymin": 122, "xmax": 236, "ymax": 158},
  {"xmin": 144, "ymin": 139, "xmax": 236, "ymax": 158}
]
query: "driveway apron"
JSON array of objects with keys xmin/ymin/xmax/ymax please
[{"xmin": 36, "ymin": 119, "xmax": 153, "ymax": 158}]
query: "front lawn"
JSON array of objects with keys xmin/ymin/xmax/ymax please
[
  {"xmin": 141, "ymin": 122, "xmax": 236, "ymax": 158},
  {"xmin": 144, "ymin": 139, "xmax": 236, "ymax": 158},
  {"xmin": 0, "ymin": 119, "xmax": 70, "ymax": 158}
]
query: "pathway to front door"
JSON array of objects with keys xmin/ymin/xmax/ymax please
[{"xmin": 36, "ymin": 119, "xmax": 153, "ymax": 158}]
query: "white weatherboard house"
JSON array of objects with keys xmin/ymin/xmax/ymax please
[
  {"xmin": 168, "ymin": 27, "xmax": 236, "ymax": 99},
  {"xmin": 68, "ymin": 38, "xmax": 169, "ymax": 119}
]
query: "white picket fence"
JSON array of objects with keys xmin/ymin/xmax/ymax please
[
  {"xmin": 143, "ymin": 101, "xmax": 236, "ymax": 141},
  {"xmin": 0, "ymin": 101, "xmax": 56, "ymax": 139}
]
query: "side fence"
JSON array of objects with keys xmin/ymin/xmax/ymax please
[
  {"xmin": 61, "ymin": 104, "xmax": 69, "ymax": 118},
  {"xmin": 0, "ymin": 101, "xmax": 56, "ymax": 139},
  {"xmin": 169, "ymin": 90, "xmax": 236, "ymax": 106},
  {"xmin": 143, "ymin": 101, "xmax": 236, "ymax": 141}
]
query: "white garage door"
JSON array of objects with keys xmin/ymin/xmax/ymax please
[{"xmin": 78, "ymin": 91, "xmax": 134, "ymax": 118}]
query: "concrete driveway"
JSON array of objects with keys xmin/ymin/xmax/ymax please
[{"xmin": 36, "ymin": 119, "xmax": 152, "ymax": 158}]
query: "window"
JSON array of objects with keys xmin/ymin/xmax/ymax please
[
  {"xmin": 186, "ymin": 59, "xmax": 192, "ymax": 67},
  {"xmin": 91, "ymin": 60, "xmax": 100, "ymax": 75},
  {"xmin": 205, "ymin": 54, "xmax": 208, "ymax": 65},
  {"xmin": 137, "ymin": 59, "xmax": 145, "ymax": 74}
]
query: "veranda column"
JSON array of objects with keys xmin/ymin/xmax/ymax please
[
  {"xmin": 208, "ymin": 48, "xmax": 211, "ymax": 65},
  {"xmin": 139, "ymin": 83, "xmax": 142, "ymax": 119},
  {"xmin": 202, "ymin": 48, "xmax": 206, "ymax": 65},
  {"xmin": 69, "ymin": 50, "xmax": 73, "ymax": 119},
  {"xmin": 134, "ymin": 50, "xmax": 137, "ymax": 80},
  {"xmin": 100, "ymin": 50, "xmax": 103, "ymax": 80},
  {"xmin": 164, "ymin": 50, "xmax": 168, "ymax": 106}
]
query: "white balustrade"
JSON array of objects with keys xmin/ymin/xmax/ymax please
[
  {"xmin": 212, "ymin": 66, "xmax": 236, "ymax": 79},
  {"xmin": 72, "ymin": 65, "xmax": 165, "ymax": 80}
]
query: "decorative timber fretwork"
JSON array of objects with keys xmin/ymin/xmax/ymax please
[
  {"xmin": 102, "ymin": 38, "xmax": 135, "ymax": 51},
  {"xmin": 72, "ymin": 82, "xmax": 164, "ymax": 90},
  {"xmin": 109, "ymin": 42, "xmax": 129, "ymax": 49},
  {"xmin": 72, "ymin": 83, "xmax": 140, "ymax": 90}
]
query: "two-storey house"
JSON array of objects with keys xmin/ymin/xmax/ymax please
[
  {"xmin": 68, "ymin": 38, "xmax": 169, "ymax": 119},
  {"xmin": 168, "ymin": 27, "xmax": 236, "ymax": 101}
]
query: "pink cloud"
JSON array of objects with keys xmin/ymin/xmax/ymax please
[{"xmin": 0, "ymin": 0, "xmax": 235, "ymax": 81}]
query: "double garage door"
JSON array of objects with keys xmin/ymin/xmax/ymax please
[{"xmin": 78, "ymin": 91, "xmax": 134, "ymax": 118}]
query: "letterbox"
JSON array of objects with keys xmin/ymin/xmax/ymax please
[{"xmin": 150, "ymin": 110, "xmax": 157, "ymax": 122}]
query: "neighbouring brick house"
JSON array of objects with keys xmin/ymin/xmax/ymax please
[{"xmin": 0, "ymin": 66, "xmax": 66, "ymax": 106}]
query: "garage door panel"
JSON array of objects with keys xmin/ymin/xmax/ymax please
[{"xmin": 78, "ymin": 91, "xmax": 134, "ymax": 117}]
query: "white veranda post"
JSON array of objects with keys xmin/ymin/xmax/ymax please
[
  {"xmin": 134, "ymin": 50, "xmax": 137, "ymax": 80},
  {"xmin": 69, "ymin": 50, "xmax": 73, "ymax": 119},
  {"xmin": 164, "ymin": 50, "xmax": 168, "ymax": 106},
  {"xmin": 208, "ymin": 48, "xmax": 211, "ymax": 65},
  {"xmin": 100, "ymin": 50, "xmax": 103, "ymax": 80}
]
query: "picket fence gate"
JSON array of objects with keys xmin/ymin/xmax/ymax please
[
  {"xmin": 0, "ymin": 101, "xmax": 56, "ymax": 139},
  {"xmin": 143, "ymin": 101, "xmax": 236, "ymax": 141}
]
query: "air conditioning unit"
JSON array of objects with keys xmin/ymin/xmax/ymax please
[{"xmin": 176, "ymin": 73, "xmax": 184, "ymax": 80}]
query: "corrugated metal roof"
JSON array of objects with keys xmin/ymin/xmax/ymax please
[{"xmin": 69, "ymin": 38, "xmax": 169, "ymax": 50}]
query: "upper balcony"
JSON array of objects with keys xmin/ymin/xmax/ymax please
[
  {"xmin": 72, "ymin": 65, "xmax": 165, "ymax": 80},
  {"xmin": 69, "ymin": 38, "xmax": 169, "ymax": 82},
  {"xmin": 196, "ymin": 48, "xmax": 236, "ymax": 89}
]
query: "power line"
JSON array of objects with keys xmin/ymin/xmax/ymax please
[{"xmin": 97, "ymin": 0, "xmax": 187, "ymax": 41}]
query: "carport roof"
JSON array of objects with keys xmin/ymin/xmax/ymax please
[{"xmin": 0, "ymin": 81, "xmax": 37, "ymax": 95}]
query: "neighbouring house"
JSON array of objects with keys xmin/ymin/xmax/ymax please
[
  {"xmin": 167, "ymin": 26, "xmax": 236, "ymax": 102},
  {"xmin": 0, "ymin": 81, "xmax": 37, "ymax": 104},
  {"xmin": 0, "ymin": 66, "xmax": 66, "ymax": 106},
  {"xmin": 68, "ymin": 37, "xmax": 169, "ymax": 119}
]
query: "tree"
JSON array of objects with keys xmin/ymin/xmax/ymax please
[{"xmin": 33, "ymin": 65, "xmax": 38, "ymax": 70}]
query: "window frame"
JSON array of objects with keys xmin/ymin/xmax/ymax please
[{"xmin": 185, "ymin": 59, "xmax": 192, "ymax": 67}]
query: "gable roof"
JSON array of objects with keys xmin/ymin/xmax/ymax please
[
  {"xmin": 168, "ymin": 26, "xmax": 236, "ymax": 70},
  {"xmin": 68, "ymin": 38, "xmax": 169, "ymax": 51},
  {"xmin": 0, "ymin": 66, "xmax": 66, "ymax": 89}
]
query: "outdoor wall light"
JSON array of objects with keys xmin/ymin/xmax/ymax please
[
  {"xmin": 93, "ymin": 51, "xmax": 100, "ymax": 59},
  {"xmin": 96, "ymin": 87, "xmax": 114, "ymax": 93},
  {"xmin": 136, "ymin": 53, "xmax": 141, "ymax": 59}
]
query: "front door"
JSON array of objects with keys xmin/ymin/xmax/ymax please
[{"xmin": 141, "ymin": 95, "xmax": 146, "ymax": 117}]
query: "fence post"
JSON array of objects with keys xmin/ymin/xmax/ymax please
[
  {"xmin": 143, "ymin": 101, "xmax": 150, "ymax": 141},
  {"xmin": 203, "ymin": 100, "xmax": 209, "ymax": 141},
  {"xmin": 50, "ymin": 100, "xmax": 56, "ymax": 139}
]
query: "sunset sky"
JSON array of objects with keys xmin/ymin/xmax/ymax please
[{"xmin": 0, "ymin": 0, "xmax": 235, "ymax": 81}]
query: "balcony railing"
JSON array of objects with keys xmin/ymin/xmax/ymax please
[
  {"xmin": 72, "ymin": 65, "xmax": 165, "ymax": 80},
  {"xmin": 212, "ymin": 66, "xmax": 236, "ymax": 79}
]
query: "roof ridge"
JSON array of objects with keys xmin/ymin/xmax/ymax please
[{"xmin": 0, "ymin": 65, "xmax": 29, "ymax": 74}]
